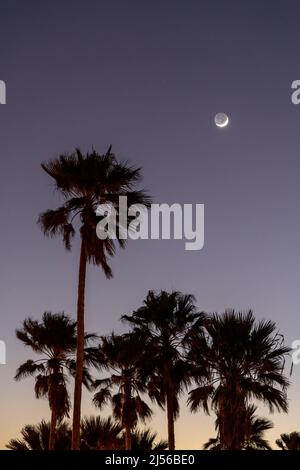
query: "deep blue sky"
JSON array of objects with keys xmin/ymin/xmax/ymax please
[{"xmin": 1, "ymin": 0, "xmax": 300, "ymax": 448}]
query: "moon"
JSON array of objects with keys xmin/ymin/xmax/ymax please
[{"xmin": 214, "ymin": 112, "xmax": 229, "ymax": 128}]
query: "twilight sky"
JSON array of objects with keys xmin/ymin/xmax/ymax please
[{"xmin": 1, "ymin": 0, "xmax": 300, "ymax": 449}]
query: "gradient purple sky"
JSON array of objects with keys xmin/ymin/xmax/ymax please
[{"xmin": 1, "ymin": 0, "xmax": 300, "ymax": 449}]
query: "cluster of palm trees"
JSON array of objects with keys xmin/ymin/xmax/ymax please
[
  {"xmin": 7, "ymin": 418, "xmax": 168, "ymax": 451},
  {"xmin": 10, "ymin": 292, "xmax": 293, "ymax": 451},
  {"xmin": 7, "ymin": 148, "xmax": 298, "ymax": 450}
]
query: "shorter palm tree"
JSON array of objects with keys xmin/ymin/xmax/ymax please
[
  {"xmin": 6, "ymin": 421, "xmax": 71, "ymax": 450},
  {"xmin": 130, "ymin": 429, "xmax": 168, "ymax": 451},
  {"xmin": 122, "ymin": 290, "xmax": 206, "ymax": 450},
  {"xmin": 203, "ymin": 405, "xmax": 273, "ymax": 450},
  {"xmin": 15, "ymin": 312, "xmax": 94, "ymax": 449},
  {"xmin": 276, "ymin": 432, "xmax": 300, "ymax": 450},
  {"xmin": 188, "ymin": 310, "xmax": 290, "ymax": 450},
  {"xmin": 92, "ymin": 333, "xmax": 152, "ymax": 450},
  {"xmin": 80, "ymin": 416, "xmax": 123, "ymax": 450}
]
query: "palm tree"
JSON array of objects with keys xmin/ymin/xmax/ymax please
[
  {"xmin": 80, "ymin": 416, "xmax": 122, "ymax": 450},
  {"xmin": 276, "ymin": 432, "xmax": 300, "ymax": 450},
  {"xmin": 130, "ymin": 429, "xmax": 168, "ymax": 451},
  {"xmin": 15, "ymin": 312, "xmax": 94, "ymax": 449},
  {"xmin": 122, "ymin": 290, "xmax": 206, "ymax": 450},
  {"xmin": 38, "ymin": 148, "xmax": 150, "ymax": 449},
  {"xmin": 92, "ymin": 333, "xmax": 152, "ymax": 450},
  {"xmin": 188, "ymin": 310, "xmax": 290, "ymax": 450},
  {"xmin": 80, "ymin": 416, "xmax": 167, "ymax": 450},
  {"xmin": 6, "ymin": 421, "xmax": 71, "ymax": 450},
  {"xmin": 203, "ymin": 405, "xmax": 273, "ymax": 450}
]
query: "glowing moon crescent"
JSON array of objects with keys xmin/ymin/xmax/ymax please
[{"xmin": 214, "ymin": 112, "xmax": 229, "ymax": 128}]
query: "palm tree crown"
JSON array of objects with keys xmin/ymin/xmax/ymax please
[
  {"xmin": 6, "ymin": 421, "xmax": 71, "ymax": 451},
  {"xmin": 188, "ymin": 310, "xmax": 290, "ymax": 450},
  {"xmin": 38, "ymin": 148, "xmax": 151, "ymax": 277},
  {"xmin": 203, "ymin": 405, "xmax": 273, "ymax": 450},
  {"xmin": 276, "ymin": 431, "xmax": 300, "ymax": 450}
]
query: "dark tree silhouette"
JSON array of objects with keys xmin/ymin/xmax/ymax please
[
  {"xmin": 188, "ymin": 310, "xmax": 290, "ymax": 450},
  {"xmin": 6, "ymin": 421, "xmax": 71, "ymax": 450},
  {"xmin": 38, "ymin": 148, "xmax": 150, "ymax": 448},
  {"xmin": 203, "ymin": 405, "xmax": 273, "ymax": 450},
  {"xmin": 92, "ymin": 334, "xmax": 152, "ymax": 450},
  {"xmin": 122, "ymin": 290, "xmax": 206, "ymax": 450},
  {"xmin": 15, "ymin": 312, "xmax": 94, "ymax": 449},
  {"xmin": 276, "ymin": 431, "xmax": 300, "ymax": 450},
  {"xmin": 80, "ymin": 416, "xmax": 123, "ymax": 450}
]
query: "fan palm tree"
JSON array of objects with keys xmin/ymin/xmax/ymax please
[
  {"xmin": 80, "ymin": 416, "xmax": 167, "ymax": 450},
  {"xmin": 188, "ymin": 310, "xmax": 290, "ymax": 450},
  {"xmin": 122, "ymin": 290, "xmax": 206, "ymax": 450},
  {"xmin": 38, "ymin": 148, "xmax": 150, "ymax": 449},
  {"xmin": 130, "ymin": 429, "xmax": 168, "ymax": 451},
  {"xmin": 80, "ymin": 416, "xmax": 123, "ymax": 450},
  {"xmin": 92, "ymin": 333, "xmax": 152, "ymax": 450},
  {"xmin": 6, "ymin": 420, "xmax": 71, "ymax": 450},
  {"xmin": 203, "ymin": 405, "xmax": 273, "ymax": 450},
  {"xmin": 276, "ymin": 432, "xmax": 300, "ymax": 450},
  {"xmin": 15, "ymin": 312, "xmax": 94, "ymax": 449}
]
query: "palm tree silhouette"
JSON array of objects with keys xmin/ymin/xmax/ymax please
[
  {"xmin": 92, "ymin": 333, "xmax": 152, "ymax": 450},
  {"xmin": 203, "ymin": 405, "xmax": 273, "ymax": 450},
  {"xmin": 188, "ymin": 310, "xmax": 290, "ymax": 450},
  {"xmin": 122, "ymin": 290, "xmax": 206, "ymax": 450},
  {"xmin": 6, "ymin": 421, "xmax": 71, "ymax": 450},
  {"xmin": 7, "ymin": 419, "xmax": 167, "ymax": 451},
  {"xmin": 38, "ymin": 148, "xmax": 150, "ymax": 448},
  {"xmin": 276, "ymin": 431, "xmax": 300, "ymax": 450},
  {"xmin": 130, "ymin": 429, "xmax": 168, "ymax": 451},
  {"xmin": 80, "ymin": 416, "xmax": 123, "ymax": 450},
  {"xmin": 15, "ymin": 312, "xmax": 94, "ymax": 449}
]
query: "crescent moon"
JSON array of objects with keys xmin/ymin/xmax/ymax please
[{"xmin": 215, "ymin": 113, "xmax": 229, "ymax": 127}]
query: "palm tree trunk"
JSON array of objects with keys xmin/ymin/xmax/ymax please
[
  {"xmin": 71, "ymin": 239, "xmax": 87, "ymax": 450},
  {"xmin": 49, "ymin": 407, "xmax": 57, "ymax": 450},
  {"xmin": 124, "ymin": 380, "xmax": 132, "ymax": 450},
  {"xmin": 166, "ymin": 391, "xmax": 175, "ymax": 450},
  {"xmin": 125, "ymin": 426, "xmax": 132, "ymax": 450}
]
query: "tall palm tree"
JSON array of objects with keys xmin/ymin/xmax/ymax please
[
  {"xmin": 15, "ymin": 312, "xmax": 93, "ymax": 450},
  {"xmin": 6, "ymin": 421, "xmax": 71, "ymax": 450},
  {"xmin": 122, "ymin": 290, "xmax": 206, "ymax": 450},
  {"xmin": 92, "ymin": 333, "xmax": 152, "ymax": 450},
  {"xmin": 203, "ymin": 405, "xmax": 273, "ymax": 450},
  {"xmin": 276, "ymin": 432, "xmax": 300, "ymax": 450},
  {"xmin": 38, "ymin": 148, "xmax": 150, "ymax": 449},
  {"xmin": 188, "ymin": 310, "xmax": 290, "ymax": 450}
]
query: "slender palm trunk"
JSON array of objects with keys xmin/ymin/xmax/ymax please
[
  {"xmin": 124, "ymin": 380, "xmax": 132, "ymax": 450},
  {"xmin": 71, "ymin": 239, "xmax": 87, "ymax": 450},
  {"xmin": 166, "ymin": 390, "xmax": 175, "ymax": 450},
  {"xmin": 49, "ymin": 407, "xmax": 57, "ymax": 450},
  {"xmin": 124, "ymin": 426, "xmax": 132, "ymax": 450}
]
